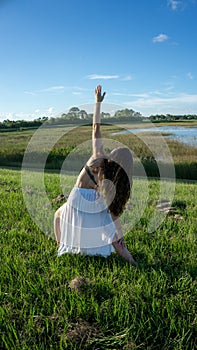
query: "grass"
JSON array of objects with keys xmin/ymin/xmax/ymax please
[
  {"xmin": 0, "ymin": 168, "xmax": 196, "ymax": 349},
  {"xmin": 0, "ymin": 123, "xmax": 196, "ymax": 179}
]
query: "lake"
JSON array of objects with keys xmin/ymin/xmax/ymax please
[{"xmin": 113, "ymin": 125, "xmax": 197, "ymax": 147}]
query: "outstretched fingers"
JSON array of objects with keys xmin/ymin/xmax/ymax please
[{"xmin": 95, "ymin": 85, "xmax": 106, "ymax": 102}]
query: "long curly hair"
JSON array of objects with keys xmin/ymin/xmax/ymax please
[{"xmin": 98, "ymin": 158, "xmax": 131, "ymax": 217}]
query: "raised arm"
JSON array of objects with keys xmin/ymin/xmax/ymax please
[{"xmin": 92, "ymin": 85, "xmax": 106, "ymax": 158}]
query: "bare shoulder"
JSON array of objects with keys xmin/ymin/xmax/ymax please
[{"xmin": 86, "ymin": 155, "xmax": 105, "ymax": 168}]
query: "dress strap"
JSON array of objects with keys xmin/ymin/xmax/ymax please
[{"xmin": 84, "ymin": 165, "xmax": 98, "ymax": 186}]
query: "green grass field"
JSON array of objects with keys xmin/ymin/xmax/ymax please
[
  {"xmin": 0, "ymin": 168, "xmax": 196, "ymax": 349},
  {"xmin": 0, "ymin": 122, "xmax": 197, "ymax": 179}
]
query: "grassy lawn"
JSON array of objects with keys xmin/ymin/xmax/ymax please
[{"xmin": 0, "ymin": 168, "xmax": 196, "ymax": 349}]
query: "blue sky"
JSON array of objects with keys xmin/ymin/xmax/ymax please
[{"xmin": 0, "ymin": 0, "xmax": 197, "ymax": 120}]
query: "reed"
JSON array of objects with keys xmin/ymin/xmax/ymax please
[{"xmin": 0, "ymin": 124, "xmax": 196, "ymax": 179}]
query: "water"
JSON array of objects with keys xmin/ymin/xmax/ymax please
[{"xmin": 113, "ymin": 125, "xmax": 197, "ymax": 147}]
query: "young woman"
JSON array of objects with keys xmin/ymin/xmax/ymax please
[{"xmin": 54, "ymin": 85, "xmax": 137, "ymax": 267}]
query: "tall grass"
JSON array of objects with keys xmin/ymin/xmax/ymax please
[
  {"xmin": 0, "ymin": 124, "xmax": 197, "ymax": 179},
  {"xmin": 0, "ymin": 168, "xmax": 196, "ymax": 349}
]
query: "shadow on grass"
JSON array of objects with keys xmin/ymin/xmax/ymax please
[
  {"xmin": 54, "ymin": 246, "xmax": 196, "ymax": 279},
  {"xmin": 124, "ymin": 250, "xmax": 197, "ymax": 281}
]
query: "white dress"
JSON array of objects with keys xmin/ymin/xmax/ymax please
[{"xmin": 58, "ymin": 186, "xmax": 116, "ymax": 258}]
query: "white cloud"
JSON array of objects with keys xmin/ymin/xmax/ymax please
[
  {"xmin": 47, "ymin": 107, "xmax": 55, "ymax": 114},
  {"xmin": 87, "ymin": 74, "xmax": 134, "ymax": 81},
  {"xmin": 123, "ymin": 92, "xmax": 197, "ymax": 115},
  {"xmin": 167, "ymin": 0, "xmax": 196, "ymax": 11},
  {"xmin": 72, "ymin": 86, "xmax": 88, "ymax": 91},
  {"xmin": 0, "ymin": 112, "xmax": 36, "ymax": 121},
  {"xmin": 72, "ymin": 91, "xmax": 82, "ymax": 95},
  {"xmin": 3, "ymin": 112, "xmax": 14, "ymax": 120},
  {"xmin": 168, "ymin": 0, "xmax": 180, "ymax": 10},
  {"xmin": 40, "ymin": 86, "xmax": 65, "ymax": 92},
  {"xmin": 87, "ymin": 74, "xmax": 119, "ymax": 80},
  {"xmin": 164, "ymin": 85, "xmax": 175, "ymax": 92},
  {"xmin": 136, "ymin": 94, "xmax": 197, "ymax": 106},
  {"xmin": 15, "ymin": 112, "xmax": 32, "ymax": 119},
  {"xmin": 24, "ymin": 86, "xmax": 65, "ymax": 96},
  {"xmin": 0, "ymin": 108, "xmax": 61, "ymax": 122},
  {"xmin": 112, "ymin": 92, "xmax": 149, "ymax": 98},
  {"xmin": 122, "ymin": 75, "xmax": 134, "ymax": 81},
  {"xmin": 187, "ymin": 72, "xmax": 194, "ymax": 80},
  {"xmin": 24, "ymin": 90, "xmax": 36, "ymax": 96},
  {"xmin": 153, "ymin": 33, "xmax": 169, "ymax": 43}
]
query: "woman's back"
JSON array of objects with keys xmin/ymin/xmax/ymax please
[{"xmin": 76, "ymin": 156, "xmax": 104, "ymax": 189}]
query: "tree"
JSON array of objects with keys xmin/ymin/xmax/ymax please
[
  {"xmin": 78, "ymin": 110, "xmax": 88, "ymax": 119},
  {"xmin": 101, "ymin": 112, "xmax": 111, "ymax": 118},
  {"xmin": 69, "ymin": 107, "xmax": 80, "ymax": 114}
]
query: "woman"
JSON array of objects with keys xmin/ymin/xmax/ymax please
[{"xmin": 54, "ymin": 85, "xmax": 137, "ymax": 267}]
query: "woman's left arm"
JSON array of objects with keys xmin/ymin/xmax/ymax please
[
  {"xmin": 110, "ymin": 213, "xmax": 123, "ymax": 241},
  {"xmin": 92, "ymin": 85, "xmax": 106, "ymax": 158}
]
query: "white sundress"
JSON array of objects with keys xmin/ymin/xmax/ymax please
[{"xmin": 58, "ymin": 186, "xmax": 116, "ymax": 258}]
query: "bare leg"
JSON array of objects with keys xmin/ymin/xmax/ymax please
[
  {"xmin": 112, "ymin": 238, "xmax": 138, "ymax": 267},
  {"xmin": 54, "ymin": 208, "xmax": 61, "ymax": 246}
]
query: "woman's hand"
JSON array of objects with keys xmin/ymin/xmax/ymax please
[{"xmin": 95, "ymin": 85, "xmax": 106, "ymax": 102}]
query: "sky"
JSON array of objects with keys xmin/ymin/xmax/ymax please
[{"xmin": 0, "ymin": 0, "xmax": 197, "ymax": 120}]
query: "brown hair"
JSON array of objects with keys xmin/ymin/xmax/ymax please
[{"xmin": 98, "ymin": 158, "xmax": 131, "ymax": 217}]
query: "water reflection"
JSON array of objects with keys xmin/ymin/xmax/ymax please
[{"xmin": 113, "ymin": 125, "xmax": 197, "ymax": 147}]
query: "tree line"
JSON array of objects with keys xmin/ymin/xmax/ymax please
[
  {"xmin": 0, "ymin": 108, "xmax": 143, "ymax": 129},
  {"xmin": 149, "ymin": 114, "xmax": 197, "ymax": 121},
  {"xmin": 46, "ymin": 107, "xmax": 144, "ymax": 125},
  {"xmin": 0, "ymin": 117, "xmax": 48, "ymax": 130},
  {"xmin": 1, "ymin": 108, "xmax": 197, "ymax": 130}
]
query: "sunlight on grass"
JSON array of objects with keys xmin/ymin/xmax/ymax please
[{"xmin": 0, "ymin": 168, "xmax": 196, "ymax": 349}]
